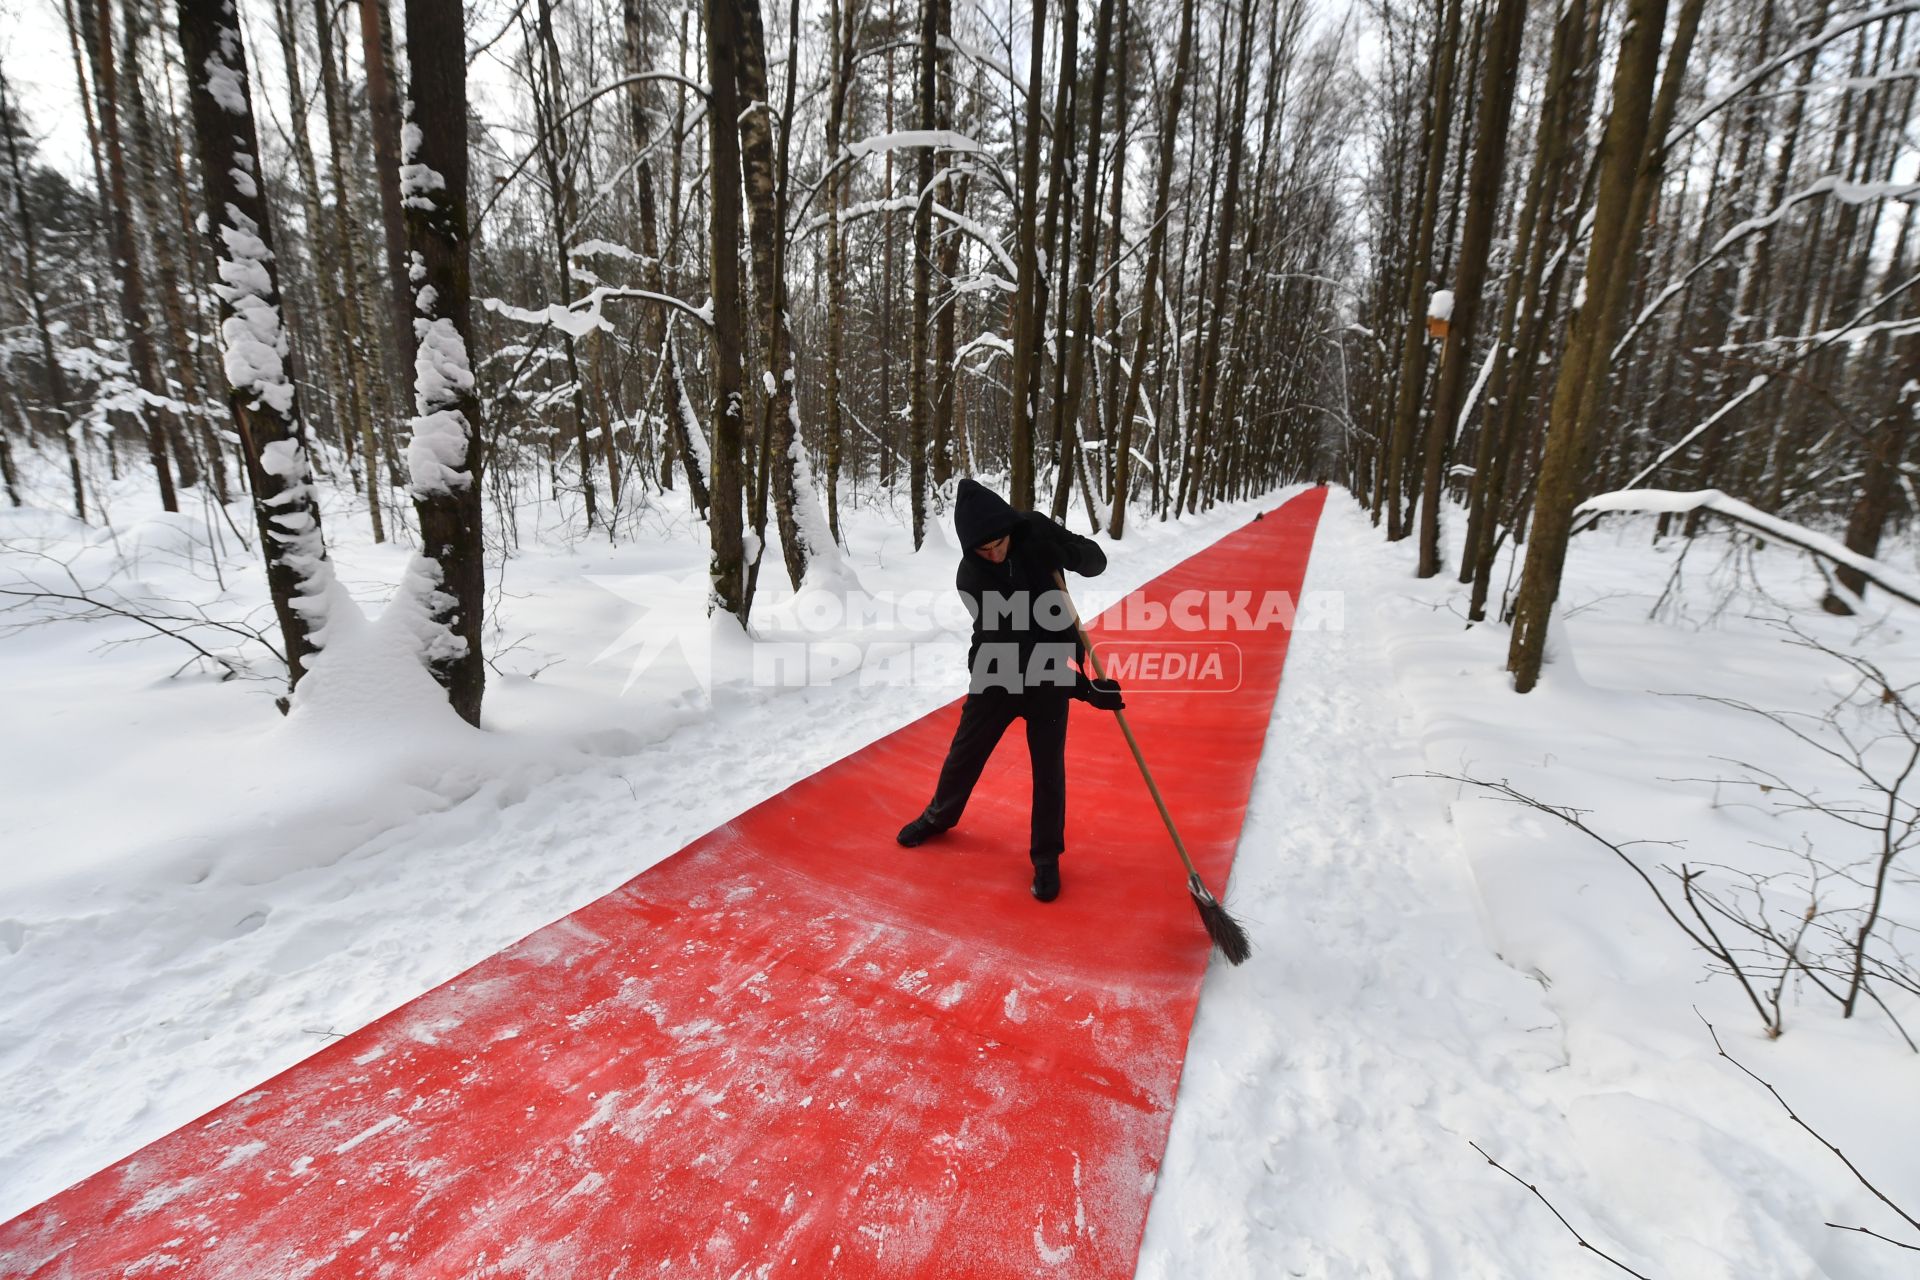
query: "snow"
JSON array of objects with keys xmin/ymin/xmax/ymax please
[
  {"xmin": 406, "ymin": 316, "xmax": 475, "ymax": 497},
  {"xmin": 1141, "ymin": 493, "xmax": 1920, "ymax": 1276},
  {"xmin": 397, "ymin": 108, "xmax": 445, "ymax": 211},
  {"xmin": 481, "ymin": 286, "xmax": 712, "ymax": 338},
  {"xmin": 568, "ymin": 238, "xmax": 650, "ymax": 264},
  {"xmin": 673, "ymin": 352, "xmax": 712, "ymax": 491},
  {"xmin": 200, "ymin": 20, "xmax": 248, "ymax": 116},
  {"xmin": 211, "ymin": 208, "xmax": 296, "ymax": 418},
  {"xmin": 846, "ymin": 130, "xmax": 984, "ymax": 159},
  {"xmin": 1427, "ymin": 288, "xmax": 1455, "ymax": 322},
  {"xmin": 3, "ymin": 465, "xmax": 1917, "ymax": 1276},
  {"xmin": 1454, "ymin": 342, "xmax": 1499, "ymax": 440}
]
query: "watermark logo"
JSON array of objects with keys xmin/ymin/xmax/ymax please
[
  {"xmin": 587, "ymin": 576, "xmax": 1342, "ymax": 697},
  {"xmin": 1093, "ymin": 641, "xmax": 1243, "ymax": 693}
]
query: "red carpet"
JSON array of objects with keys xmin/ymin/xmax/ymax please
[{"xmin": 0, "ymin": 487, "xmax": 1327, "ymax": 1279}]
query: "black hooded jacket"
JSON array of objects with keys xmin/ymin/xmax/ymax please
[{"xmin": 952, "ymin": 478, "xmax": 1108, "ymax": 696}]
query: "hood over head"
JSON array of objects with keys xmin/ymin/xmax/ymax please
[{"xmin": 954, "ymin": 477, "xmax": 1021, "ymax": 551}]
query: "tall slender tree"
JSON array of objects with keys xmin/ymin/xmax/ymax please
[
  {"xmin": 1415, "ymin": 0, "xmax": 1529, "ymax": 577},
  {"xmin": 401, "ymin": 0, "xmax": 488, "ymax": 723},
  {"xmin": 78, "ymin": 0, "xmax": 177, "ymax": 512},
  {"xmin": 176, "ymin": 0, "xmax": 334, "ymax": 694},
  {"xmin": 704, "ymin": 0, "xmax": 749, "ymax": 619},
  {"xmin": 1108, "ymin": 0, "xmax": 1196, "ymax": 539}
]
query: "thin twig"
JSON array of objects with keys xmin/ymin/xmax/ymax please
[
  {"xmin": 1698, "ymin": 1010, "xmax": 1920, "ymax": 1249},
  {"xmin": 1467, "ymin": 1141, "xmax": 1655, "ymax": 1278}
]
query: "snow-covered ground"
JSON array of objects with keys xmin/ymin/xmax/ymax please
[
  {"xmin": 1145, "ymin": 494, "xmax": 1920, "ymax": 1278},
  {"xmin": 3, "ymin": 458, "xmax": 1917, "ymax": 1277}
]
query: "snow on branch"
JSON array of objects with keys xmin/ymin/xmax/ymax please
[
  {"xmin": 1615, "ymin": 176, "xmax": 1920, "ymax": 359},
  {"xmin": 1596, "ymin": 268, "xmax": 1920, "ymax": 499},
  {"xmin": 1576, "ymin": 488, "xmax": 1920, "ymax": 609},
  {"xmin": 845, "ymin": 129, "xmax": 985, "ymax": 159},
  {"xmin": 569, "ymin": 238, "xmax": 656, "ymax": 266},
  {"xmin": 481, "ymin": 286, "xmax": 713, "ymax": 337},
  {"xmin": 1665, "ymin": 2, "xmax": 1920, "ymax": 153}
]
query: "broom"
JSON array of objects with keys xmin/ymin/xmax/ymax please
[{"xmin": 1052, "ymin": 570, "xmax": 1253, "ymax": 965}]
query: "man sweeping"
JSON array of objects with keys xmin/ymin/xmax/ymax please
[{"xmin": 896, "ymin": 477, "xmax": 1124, "ymax": 902}]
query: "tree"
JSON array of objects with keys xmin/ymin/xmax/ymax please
[
  {"xmin": 1508, "ymin": 0, "xmax": 1706, "ymax": 692},
  {"xmin": 1414, "ymin": 0, "xmax": 1528, "ymax": 578},
  {"xmin": 175, "ymin": 0, "xmax": 334, "ymax": 693},
  {"xmin": 1379, "ymin": 0, "xmax": 1462, "ymax": 541},
  {"xmin": 704, "ymin": 0, "xmax": 749, "ymax": 620},
  {"xmin": 735, "ymin": 0, "xmax": 828, "ymax": 591},
  {"xmin": 77, "ymin": 0, "xmax": 178, "ymax": 513},
  {"xmin": 1006, "ymin": 0, "xmax": 1049, "ymax": 510},
  {"xmin": 621, "ymin": 0, "xmax": 709, "ymax": 516},
  {"xmin": 1177, "ymin": 0, "xmax": 1257, "ymax": 517},
  {"xmin": 0, "ymin": 68, "xmax": 87, "ymax": 520},
  {"xmin": 1108, "ymin": 0, "xmax": 1196, "ymax": 539},
  {"xmin": 1049, "ymin": 0, "xmax": 1120, "ymax": 524},
  {"xmin": 401, "ymin": 0, "xmax": 488, "ymax": 724}
]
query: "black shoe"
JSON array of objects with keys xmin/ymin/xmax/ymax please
[
  {"xmin": 1031, "ymin": 857, "xmax": 1061, "ymax": 903},
  {"xmin": 896, "ymin": 816, "xmax": 947, "ymax": 847}
]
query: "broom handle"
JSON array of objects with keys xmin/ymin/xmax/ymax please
[{"xmin": 1052, "ymin": 570, "xmax": 1203, "ymax": 882}]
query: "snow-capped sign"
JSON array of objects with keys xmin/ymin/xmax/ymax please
[{"xmin": 1427, "ymin": 288, "xmax": 1454, "ymax": 340}]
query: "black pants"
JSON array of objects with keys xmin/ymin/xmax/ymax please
[{"xmin": 919, "ymin": 690, "xmax": 1070, "ymax": 863}]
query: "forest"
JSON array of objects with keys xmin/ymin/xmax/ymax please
[{"xmin": 0, "ymin": 0, "xmax": 1914, "ymax": 714}]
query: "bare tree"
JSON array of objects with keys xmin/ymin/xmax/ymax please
[
  {"xmin": 176, "ymin": 0, "xmax": 334, "ymax": 694},
  {"xmin": 401, "ymin": 0, "xmax": 488, "ymax": 724}
]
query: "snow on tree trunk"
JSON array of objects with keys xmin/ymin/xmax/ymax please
[
  {"xmin": 176, "ymin": 0, "xmax": 337, "ymax": 698},
  {"xmin": 398, "ymin": 0, "xmax": 487, "ymax": 726}
]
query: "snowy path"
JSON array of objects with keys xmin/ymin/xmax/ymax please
[
  {"xmin": 1138, "ymin": 494, "xmax": 1591, "ymax": 1277},
  {"xmin": 1143, "ymin": 492, "xmax": 1920, "ymax": 1278}
]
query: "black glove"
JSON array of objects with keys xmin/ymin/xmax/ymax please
[
  {"xmin": 1023, "ymin": 514, "xmax": 1071, "ymax": 573},
  {"xmin": 1074, "ymin": 669, "xmax": 1125, "ymax": 711}
]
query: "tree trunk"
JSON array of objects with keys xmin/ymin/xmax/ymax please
[
  {"xmin": 907, "ymin": 0, "xmax": 937, "ymax": 546},
  {"xmin": 1038, "ymin": 0, "xmax": 1079, "ymax": 504},
  {"xmin": 1823, "ymin": 335, "xmax": 1918, "ymax": 613},
  {"xmin": 176, "ymin": 0, "xmax": 333, "ymax": 693},
  {"xmin": 1508, "ymin": 0, "xmax": 1705, "ymax": 691},
  {"xmin": 1007, "ymin": 0, "xmax": 1049, "ymax": 508},
  {"xmin": 1382, "ymin": 0, "xmax": 1462, "ymax": 541},
  {"xmin": 359, "ymin": 0, "xmax": 414, "ymax": 378},
  {"xmin": 79, "ymin": 0, "xmax": 177, "ymax": 513},
  {"xmin": 929, "ymin": 0, "xmax": 964, "ymax": 490},
  {"xmin": 1048, "ymin": 0, "xmax": 1119, "ymax": 522},
  {"xmin": 1108, "ymin": 0, "xmax": 1194, "ymax": 539},
  {"xmin": 822, "ymin": 0, "xmax": 859, "ymax": 538},
  {"xmin": 121, "ymin": 0, "xmax": 211, "ymax": 495},
  {"xmin": 1178, "ymin": 0, "xmax": 1256, "ymax": 517},
  {"xmin": 622, "ymin": 0, "xmax": 710, "ymax": 516},
  {"xmin": 1415, "ymin": 0, "xmax": 1528, "ymax": 578},
  {"xmin": 1461, "ymin": 0, "xmax": 1584, "ymax": 606},
  {"xmin": 704, "ymin": 0, "xmax": 749, "ymax": 619},
  {"xmin": 734, "ymin": 0, "xmax": 822, "ymax": 590},
  {"xmin": 401, "ymin": 0, "xmax": 488, "ymax": 723}
]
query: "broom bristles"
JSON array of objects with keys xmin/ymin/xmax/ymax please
[{"xmin": 1187, "ymin": 873, "xmax": 1253, "ymax": 966}]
